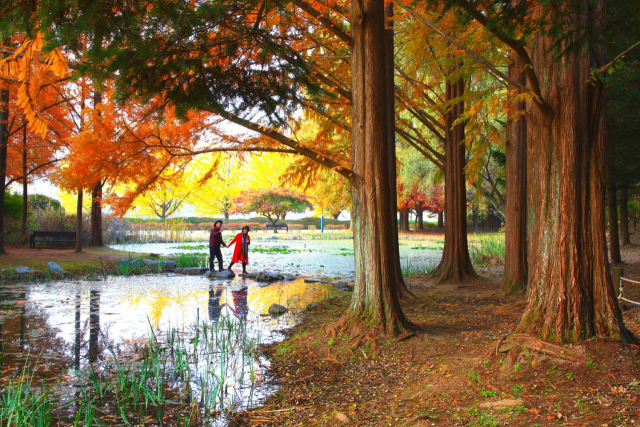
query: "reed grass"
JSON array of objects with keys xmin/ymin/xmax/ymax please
[
  {"xmin": 401, "ymin": 259, "xmax": 438, "ymax": 277},
  {"xmin": 469, "ymin": 234, "xmax": 505, "ymax": 267},
  {"xmin": 0, "ymin": 314, "xmax": 262, "ymax": 425}
]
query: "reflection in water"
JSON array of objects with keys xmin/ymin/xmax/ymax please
[
  {"xmin": 0, "ymin": 275, "xmax": 339, "ymax": 424},
  {"xmin": 209, "ymin": 288, "xmax": 224, "ymax": 323},
  {"xmin": 74, "ymin": 291, "xmax": 81, "ymax": 369},
  {"xmin": 88, "ymin": 290, "xmax": 100, "ymax": 364}
]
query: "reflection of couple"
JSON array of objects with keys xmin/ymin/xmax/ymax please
[
  {"xmin": 209, "ymin": 221, "xmax": 251, "ymax": 275},
  {"xmin": 208, "ymin": 287, "xmax": 248, "ymax": 322}
]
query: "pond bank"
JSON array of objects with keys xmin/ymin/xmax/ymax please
[
  {"xmin": 0, "ymin": 246, "xmax": 153, "ymax": 278},
  {"xmin": 231, "ymin": 272, "xmax": 640, "ymax": 426}
]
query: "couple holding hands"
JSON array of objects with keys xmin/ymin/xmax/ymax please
[{"xmin": 209, "ymin": 221, "xmax": 251, "ymax": 275}]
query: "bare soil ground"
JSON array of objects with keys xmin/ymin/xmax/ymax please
[{"xmin": 232, "ymin": 237, "xmax": 640, "ymax": 427}]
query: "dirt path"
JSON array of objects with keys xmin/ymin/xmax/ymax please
[{"xmin": 232, "ymin": 238, "xmax": 640, "ymax": 427}]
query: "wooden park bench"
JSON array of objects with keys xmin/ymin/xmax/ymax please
[
  {"xmin": 30, "ymin": 231, "xmax": 76, "ymax": 248},
  {"xmin": 265, "ymin": 223, "xmax": 289, "ymax": 233}
]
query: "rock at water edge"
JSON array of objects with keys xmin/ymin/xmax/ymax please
[
  {"xmin": 304, "ymin": 278, "xmax": 320, "ymax": 283},
  {"xmin": 16, "ymin": 266, "xmax": 32, "ymax": 274},
  {"xmin": 47, "ymin": 262, "xmax": 65, "ymax": 274},
  {"xmin": 268, "ymin": 303, "xmax": 287, "ymax": 317},
  {"xmin": 162, "ymin": 260, "xmax": 177, "ymax": 270}
]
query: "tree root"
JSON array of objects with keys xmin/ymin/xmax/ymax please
[{"xmin": 488, "ymin": 333, "xmax": 587, "ymax": 363}]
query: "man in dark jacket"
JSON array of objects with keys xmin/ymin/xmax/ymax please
[{"xmin": 209, "ymin": 221, "xmax": 227, "ymax": 271}]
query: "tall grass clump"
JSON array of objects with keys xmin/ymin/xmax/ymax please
[
  {"xmin": 0, "ymin": 345, "xmax": 57, "ymax": 426},
  {"xmin": 401, "ymin": 259, "xmax": 438, "ymax": 277},
  {"xmin": 469, "ymin": 234, "xmax": 505, "ymax": 267}
]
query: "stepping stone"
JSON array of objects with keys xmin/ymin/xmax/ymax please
[
  {"xmin": 47, "ymin": 262, "xmax": 65, "ymax": 274},
  {"xmin": 174, "ymin": 267, "xmax": 208, "ymax": 275},
  {"xmin": 205, "ymin": 270, "xmax": 235, "ymax": 279}
]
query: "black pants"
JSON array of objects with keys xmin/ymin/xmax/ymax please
[{"xmin": 209, "ymin": 247, "xmax": 223, "ymax": 271}]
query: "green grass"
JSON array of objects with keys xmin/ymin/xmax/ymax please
[
  {"xmin": 401, "ymin": 258, "xmax": 438, "ymax": 277},
  {"xmin": 469, "ymin": 234, "xmax": 505, "ymax": 267}
]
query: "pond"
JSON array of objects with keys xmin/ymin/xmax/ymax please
[
  {"xmin": 110, "ymin": 236, "xmax": 443, "ymax": 278},
  {"xmin": 0, "ymin": 237, "xmax": 442, "ymax": 424},
  {"xmin": 0, "ymin": 274, "xmax": 339, "ymax": 425}
]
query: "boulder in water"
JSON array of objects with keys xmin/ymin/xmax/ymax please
[
  {"xmin": 47, "ymin": 262, "xmax": 65, "ymax": 274},
  {"xmin": 268, "ymin": 303, "xmax": 287, "ymax": 317}
]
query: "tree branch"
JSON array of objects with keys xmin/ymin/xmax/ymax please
[{"xmin": 594, "ymin": 40, "xmax": 640, "ymax": 77}]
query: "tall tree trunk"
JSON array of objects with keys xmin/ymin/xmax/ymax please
[
  {"xmin": 437, "ymin": 210, "xmax": 444, "ymax": 228},
  {"xmin": 607, "ymin": 154, "xmax": 621, "ymax": 263},
  {"xmin": 75, "ymin": 190, "xmax": 83, "ymax": 253},
  {"xmin": 518, "ymin": 1, "xmax": 627, "ymax": 341},
  {"xmin": 21, "ymin": 125, "xmax": 28, "ymax": 245},
  {"xmin": 415, "ymin": 204, "xmax": 424, "ymax": 230},
  {"xmin": 90, "ymin": 181, "xmax": 104, "ymax": 246},
  {"xmin": 0, "ymin": 74, "xmax": 8, "ymax": 255},
  {"xmin": 385, "ymin": 2, "xmax": 411, "ymax": 299},
  {"xmin": 504, "ymin": 57, "xmax": 528, "ymax": 293},
  {"xmin": 619, "ymin": 187, "xmax": 630, "ymax": 245},
  {"xmin": 90, "ymin": 89, "xmax": 104, "ymax": 247},
  {"xmin": 429, "ymin": 63, "xmax": 476, "ymax": 283},
  {"xmin": 348, "ymin": 0, "xmax": 408, "ymax": 335}
]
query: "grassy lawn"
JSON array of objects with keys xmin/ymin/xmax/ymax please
[{"xmin": 0, "ymin": 246, "xmax": 156, "ymax": 275}]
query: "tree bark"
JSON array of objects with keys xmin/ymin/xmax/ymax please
[
  {"xmin": 416, "ymin": 205, "xmax": 424, "ymax": 230},
  {"xmin": 22, "ymin": 125, "xmax": 28, "ymax": 245},
  {"xmin": 518, "ymin": 0, "xmax": 628, "ymax": 341},
  {"xmin": 90, "ymin": 180, "xmax": 104, "ymax": 246},
  {"xmin": 607, "ymin": 153, "xmax": 621, "ymax": 263},
  {"xmin": 348, "ymin": 0, "xmax": 408, "ymax": 335},
  {"xmin": 75, "ymin": 190, "xmax": 83, "ymax": 253},
  {"xmin": 429, "ymin": 62, "xmax": 476, "ymax": 283},
  {"xmin": 504, "ymin": 57, "xmax": 528, "ymax": 293},
  {"xmin": 619, "ymin": 187, "xmax": 630, "ymax": 245},
  {"xmin": 0, "ymin": 74, "xmax": 8, "ymax": 255},
  {"xmin": 385, "ymin": 2, "xmax": 411, "ymax": 299},
  {"xmin": 90, "ymin": 89, "xmax": 104, "ymax": 247}
]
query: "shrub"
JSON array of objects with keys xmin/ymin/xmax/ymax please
[
  {"xmin": 308, "ymin": 224, "xmax": 317, "ymax": 230},
  {"xmin": 288, "ymin": 224, "xmax": 304, "ymax": 230},
  {"xmin": 324, "ymin": 224, "xmax": 348, "ymax": 230}
]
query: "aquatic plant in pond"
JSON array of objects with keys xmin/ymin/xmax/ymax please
[
  {"xmin": 0, "ymin": 315, "xmax": 263, "ymax": 425},
  {"xmin": 401, "ymin": 259, "xmax": 437, "ymax": 277}
]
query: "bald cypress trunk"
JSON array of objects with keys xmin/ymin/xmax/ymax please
[
  {"xmin": 620, "ymin": 187, "xmax": 630, "ymax": 245},
  {"xmin": 75, "ymin": 190, "xmax": 83, "ymax": 253},
  {"xmin": 22, "ymin": 126, "xmax": 28, "ymax": 245},
  {"xmin": 385, "ymin": 2, "xmax": 412, "ymax": 298},
  {"xmin": 348, "ymin": 0, "xmax": 408, "ymax": 335},
  {"xmin": 518, "ymin": 0, "xmax": 628, "ymax": 341},
  {"xmin": 429, "ymin": 62, "xmax": 476, "ymax": 283},
  {"xmin": 607, "ymin": 160, "xmax": 621, "ymax": 263},
  {"xmin": 90, "ymin": 90, "xmax": 104, "ymax": 247},
  {"xmin": 503, "ymin": 57, "xmax": 528, "ymax": 294},
  {"xmin": 0, "ymin": 77, "xmax": 8, "ymax": 255}
]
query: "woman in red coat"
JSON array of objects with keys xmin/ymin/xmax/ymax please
[{"xmin": 227, "ymin": 225, "xmax": 251, "ymax": 274}]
